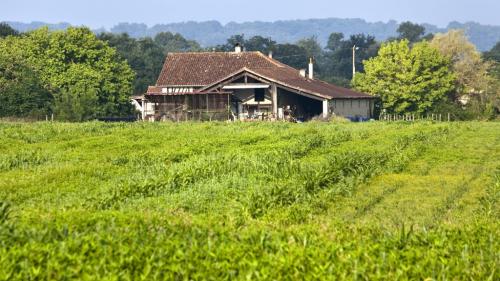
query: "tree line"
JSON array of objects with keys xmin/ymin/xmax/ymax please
[
  {"xmin": 0, "ymin": 21, "xmax": 499, "ymax": 121},
  {"xmin": 9, "ymin": 19, "xmax": 499, "ymax": 51}
]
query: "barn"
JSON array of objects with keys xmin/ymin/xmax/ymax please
[{"xmin": 133, "ymin": 45, "xmax": 377, "ymax": 121}]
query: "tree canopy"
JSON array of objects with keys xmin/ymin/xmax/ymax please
[
  {"xmin": 98, "ymin": 31, "xmax": 202, "ymax": 95},
  {"xmin": 483, "ymin": 41, "xmax": 500, "ymax": 63},
  {"xmin": 322, "ymin": 33, "xmax": 379, "ymax": 85},
  {"xmin": 397, "ymin": 22, "xmax": 426, "ymax": 43},
  {"xmin": 0, "ymin": 40, "xmax": 51, "ymax": 117},
  {"xmin": 430, "ymin": 30, "xmax": 491, "ymax": 97},
  {"xmin": 0, "ymin": 22, "xmax": 19, "ymax": 38},
  {"xmin": 483, "ymin": 41, "xmax": 500, "ymax": 81},
  {"xmin": 154, "ymin": 32, "xmax": 201, "ymax": 53},
  {"xmin": 354, "ymin": 40, "xmax": 455, "ymax": 114},
  {"xmin": 0, "ymin": 22, "xmax": 497, "ymax": 120},
  {"xmin": 0, "ymin": 27, "xmax": 135, "ymax": 120}
]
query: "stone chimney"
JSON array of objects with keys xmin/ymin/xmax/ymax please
[
  {"xmin": 268, "ymin": 51, "xmax": 273, "ymax": 58},
  {"xmin": 299, "ymin": 69, "xmax": 306, "ymax": 78},
  {"xmin": 308, "ymin": 57, "xmax": 314, "ymax": 79},
  {"xmin": 234, "ymin": 43, "xmax": 242, "ymax": 53}
]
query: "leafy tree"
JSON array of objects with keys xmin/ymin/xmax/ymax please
[
  {"xmin": 326, "ymin": 33, "xmax": 344, "ymax": 52},
  {"xmin": 354, "ymin": 40, "xmax": 455, "ymax": 114},
  {"xmin": 430, "ymin": 30, "xmax": 492, "ymax": 97},
  {"xmin": 53, "ymin": 85, "xmax": 98, "ymax": 122},
  {"xmin": 216, "ymin": 34, "xmax": 246, "ymax": 51},
  {"xmin": 215, "ymin": 35, "xmax": 277, "ymax": 54},
  {"xmin": 1, "ymin": 27, "xmax": 135, "ymax": 120},
  {"xmin": 98, "ymin": 33, "xmax": 164, "ymax": 95},
  {"xmin": 0, "ymin": 38, "xmax": 51, "ymax": 117},
  {"xmin": 483, "ymin": 41, "xmax": 500, "ymax": 62},
  {"xmin": 297, "ymin": 36, "xmax": 322, "ymax": 59},
  {"xmin": 431, "ymin": 31, "xmax": 499, "ymax": 119},
  {"xmin": 100, "ymin": 32, "xmax": 199, "ymax": 95},
  {"xmin": 397, "ymin": 21, "xmax": 426, "ymax": 43},
  {"xmin": 296, "ymin": 36, "xmax": 324, "ymax": 74},
  {"xmin": 273, "ymin": 43, "xmax": 309, "ymax": 70},
  {"xmin": 482, "ymin": 42, "xmax": 500, "ymax": 118},
  {"xmin": 323, "ymin": 33, "xmax": 379, "ymax": 83},
  {"xmin": 214, "ymin": 35, "xmax": 309, "ymax": 69},
  {"xmin": 484, "ymin": 41, "xmax": 500, "ymax": 84},
  {"xmin": 154, "ymin": 32, "xmax": 201, "ymax": 53},
  {"xmin": 0, "ymin": 22, "xmax": 18, "ymax": 38},
  {"xmin": 245, "ymin": 36, "xmax": 276, "ymax": 53}
]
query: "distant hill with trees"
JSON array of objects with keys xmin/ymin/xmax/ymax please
[{"xmin": 5, "ymin": 18, "xmax": 500, "ymax": 51}]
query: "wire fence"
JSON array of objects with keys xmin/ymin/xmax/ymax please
[{"xmin": 379, "ymin": 113, "xmax": 452, "ymax": 122}]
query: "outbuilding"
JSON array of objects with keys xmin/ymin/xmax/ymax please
[{"xmin": 134, "ymin": 45, "xmax": 376, "ymax": 121}]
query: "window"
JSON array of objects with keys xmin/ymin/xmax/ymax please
[{"xmin": 255, "ymin": 88, "xmax": 265, "ymax": 102}]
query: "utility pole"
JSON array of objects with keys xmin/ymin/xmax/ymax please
[{"xmin": 352, "ymin": 45, "xmax": 359, "ymax": 79}]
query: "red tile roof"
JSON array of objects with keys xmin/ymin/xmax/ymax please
[{"xmin": 155, "ymin": 51, "xmax": 375, "ymax": 99}]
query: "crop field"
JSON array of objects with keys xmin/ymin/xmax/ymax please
[{"xmin": 0, "ymin": 121, "xmax": 498, "ymax": 280}]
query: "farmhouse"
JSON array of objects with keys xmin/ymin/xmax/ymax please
[{"xmin": 133, "ymin": 45, "xmax": 376, "ymax": 121}]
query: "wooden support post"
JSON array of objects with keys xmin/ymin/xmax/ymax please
[
  {"xmin": 227, "ymin": 93, "xmax": 230, "ymax": 121},
  {"xmin": 322, "ymin": 99, "xmax": 329, "ymax": 118},
  {"xmin": 271, "ymin": 84, "xmax": 278, "ymax": 119},
  {"xmin": 184, "ymin": 95, "xmax": 188, "ymax": 121}
]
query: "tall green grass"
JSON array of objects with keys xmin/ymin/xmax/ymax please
[{"xmin": 0, "ymin": 121, "xmax": 498, "ymax": 280}]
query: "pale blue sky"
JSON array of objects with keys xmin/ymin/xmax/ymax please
[{"xmin": 2, "ymin": 0, "xmax": 498, "ymax": 28}]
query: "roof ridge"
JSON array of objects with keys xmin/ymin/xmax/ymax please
[
  {"xmin": 256, "ymin": 52, "xmax": 287, "ymax": 68},
  {"xmin": 167, "ymin": 51, "xmax": 264, "ymax": 55},
  {"xmin": 257, "ymin": 51, "xmax": 309, "ymax": 73}
]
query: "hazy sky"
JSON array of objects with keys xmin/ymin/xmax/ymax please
[{"xmin": 2, "ymin": 0, "xmax": 499, "ymax": 28}]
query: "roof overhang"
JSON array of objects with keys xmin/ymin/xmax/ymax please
[
  {"xmin": 200, "ymin": 68, "xmax": 332, "ymax": 101},
  {"xmin": 223, "ymin": 83, "xmax": 270, "ymax": 90}
]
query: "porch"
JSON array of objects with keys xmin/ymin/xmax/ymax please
[{"xmin": 137, "ymin": 88, "xmax": 328, "ymax": 122}]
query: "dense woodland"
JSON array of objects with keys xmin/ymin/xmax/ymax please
[
  {"xmin": 7, "ymin": 19, "xmax": 500, "ymax": 51},
  {"xmin": 0, "ymin": 21, "xmax": 499, "ymax": 121}
]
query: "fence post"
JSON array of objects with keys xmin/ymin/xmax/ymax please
[{"xmin": 448, "ymin": 113, "xmax": 450, "ymax": 122}]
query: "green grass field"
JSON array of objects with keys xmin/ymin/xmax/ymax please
[{"xmin": 0, "ymin": 121, "xmax": 498, "ymax": 280}]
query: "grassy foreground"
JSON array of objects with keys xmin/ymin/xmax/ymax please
[{"xmin": 0, "ymin": 121, "xmax": 498, "ymax": 280}]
